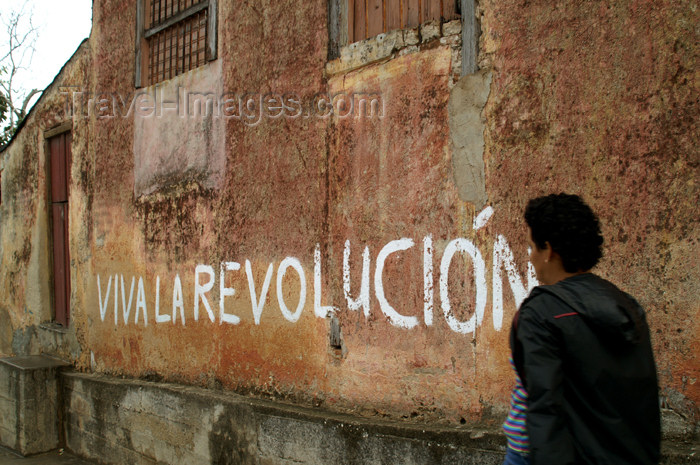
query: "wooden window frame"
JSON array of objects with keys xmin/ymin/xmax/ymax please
[
  {"xmin": 135, "ymin": 0, "xmax": 218, "ymax": 88},
  {"xmin": 329, "ymin": 0, "xmax": 478, "ymax": 74},
  {"xmin": 460, "ymin": 0, "xmax": 478, "ymax": 75}
]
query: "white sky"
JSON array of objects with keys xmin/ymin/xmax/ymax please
[{"xmin": 0, "ymin": 0, "xmax": 93, "ymax": 111}]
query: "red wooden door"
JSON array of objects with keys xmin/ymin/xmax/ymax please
[{"xmin": 49, "ymin": 132, "xmax": 71, "ymax": 326}]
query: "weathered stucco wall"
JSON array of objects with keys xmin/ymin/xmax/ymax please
[
  {"xmin": 0, "ymin": 40, "xmax": 92, "ymax": 360},
  {"xmin": 479, "ymin": 0, "xmax": 699, "ymax": 423},
  {"xmin": 1, "ymin": 0, "xmax": 697, "ymax": 440}
]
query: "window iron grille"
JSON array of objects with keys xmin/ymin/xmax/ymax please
[{"xmin": 136, "ymin": 0, "xmax": 217, "ymax": 87}]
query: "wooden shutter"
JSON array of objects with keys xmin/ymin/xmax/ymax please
[{"xmin": 348, "ymin": 0, "xmax": 460, "ymax": 44}]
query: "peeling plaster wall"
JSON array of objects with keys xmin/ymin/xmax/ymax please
[
  {"xmin": 133, "ymin": 61, "xmax": 227, "ymax": 196},
  {"xmin": 1, "ymin": 0, "xmax": 697, "ymax": 437}
]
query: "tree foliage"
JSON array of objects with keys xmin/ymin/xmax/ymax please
[{"xmin": 0, "ymin": 1, "xmax": 40, "ymax": 146}]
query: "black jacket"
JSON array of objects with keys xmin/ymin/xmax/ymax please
[{"xmin": 510, "ymin": 273, "xmax": 660, "ymax": 465}]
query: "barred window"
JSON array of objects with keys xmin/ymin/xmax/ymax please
[{"xmin": 136, "ymin": 0, "xmax": 218, "ymax": 87}]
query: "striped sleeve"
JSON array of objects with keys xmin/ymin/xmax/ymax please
[{"xmin": 503, "ymin": 356, "xmax": 530, "ymax": 454}]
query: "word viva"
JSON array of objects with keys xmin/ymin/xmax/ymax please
[{"xmin": 96, "ymin": 210, "xmax": 538, "ymax": 335}]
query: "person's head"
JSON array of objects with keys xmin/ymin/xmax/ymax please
[{"xmin": 524, "ymin": 193, "xmax": 603, "ymax": 284}]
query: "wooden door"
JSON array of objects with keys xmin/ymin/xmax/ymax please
[{"xmin": 48, "ymin": 132, "xmax": 71, "ymax": 326}]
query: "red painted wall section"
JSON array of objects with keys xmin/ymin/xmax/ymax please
[
  {"xmin": 76, "ymin": 0, "xmax": 700, "ymax": 425},
  {"xmin": 325, "ymin": 48, "xmax": 504, "ymax": 420},
  {"xmin": 480, "ymin": 0, "xmax": 699, "ymax": 420},
  {"xmin": 86, "ymin": 0, "xmax": 332, "ymax": 401}
]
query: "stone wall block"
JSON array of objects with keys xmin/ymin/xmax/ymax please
[{"xmin": 0, "ymin": 355, "xmax": 69, "ymax": 455}]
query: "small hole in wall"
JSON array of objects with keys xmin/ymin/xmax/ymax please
[
  {"xmin": 329, "ymin": 316, "xmax": 347, "ymax": 360},
  {"xmin": 460, "ymin": 417, "xmax": 466, "ymax": 424},
  {"xmin": 330, "ymin": 316, "xmax": 343, "ymax": 350}
]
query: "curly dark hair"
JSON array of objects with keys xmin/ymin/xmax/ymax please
[{"xmin": 524, "ymin": 193, "xmax": 604, "ymax": 273}]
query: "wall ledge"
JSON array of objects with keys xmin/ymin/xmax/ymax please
[
  {"xmin": 60, "ymin": 371, "xmax": 700, "ymax": 464},
  {"xmin": 63, "ymin": 371, "xmax": 505, "ymax": 464},
  {"xmin": 325, "ymin": 20, "xmax": 463, "ymax": 78}
]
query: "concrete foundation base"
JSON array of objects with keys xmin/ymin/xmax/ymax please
[
  {"xmin": 60, "ymin": 372, "xmax": 700, "ymax": 465},
  {"xmin": 63, "ymin": 372, "xmax": 505, "ymax": 465},
  {"xmin": 1, "ymin": 366, "xmax": 697, "ymax": 464},
  {"xmin": 0, "ymin": 356, "xmax": 70, "ymax": 456}
]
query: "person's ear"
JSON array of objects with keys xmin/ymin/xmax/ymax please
[{"xmin": 544, "ymin": 241, "xmax": 554, "ymax": 263}]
